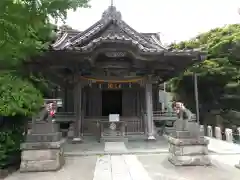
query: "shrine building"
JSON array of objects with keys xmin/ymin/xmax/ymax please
[{"xmin": 30, "ymin": 6, "xmax": 205, "ymax": 141}]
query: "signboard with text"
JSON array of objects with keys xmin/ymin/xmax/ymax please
[
  {"xmin": 107, "ymin": 83, "xmax": 121, "ymax": 89},
  {"xmin": 109, "ymin": 114, "xmax": 120, "ymax": 122}
]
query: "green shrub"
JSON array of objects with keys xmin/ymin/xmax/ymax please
[
  {"xmin": 0, "ymin": 73, "xmax": 43, "ymax": 117},
  {"xmin": 0, "ymin": 73, "xmax": 43, "ymax": 169},
  {"xmin": 0, "ymin": 117, "xmax": 25, "ymax": 168}
]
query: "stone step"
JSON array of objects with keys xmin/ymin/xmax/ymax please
[{"xmin": 100, "ymin": 137, "xmax": 128, "ymax": 143}]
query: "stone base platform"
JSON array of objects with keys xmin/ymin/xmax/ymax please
[
  {"xmin": 100, "ymin": 137, "xmax": 128, "ymax": 143},
  {"xmin": 72, "ymin": 137, "xmax": 83, "ymax": 144},
  {"xmin": 167, "ymin": 135, "xmax": 211, "ymax": 166},
  {"xmin": 146, "ymin": 135, "xmax": 156, "ymax": 141},
  {"xmin": 20, "ymin": 139, "xmax": 65, "ymax": 172}
]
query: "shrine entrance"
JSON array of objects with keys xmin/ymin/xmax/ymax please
[{"xmin": 102, "ymin": 90, "xmax": 122, "ymax": 116}]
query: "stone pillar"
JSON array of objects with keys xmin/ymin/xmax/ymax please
[
  {"xmin": 215, "ymin": 127, "xmax": 222, "ymax": 140},
  {"xmin": 64, "ymin": 87, "xmax": 68, "ymax": 112},
  {"xmin": 73, "ymin": 81, "xmax": 83, "ymax": 143},
  {"xmin": 200, "ymin": 125, "xmax": 205, "ymax": 137},
  {"xmin": 236, "ymin": 127, "xmax": 240, "ymax": 169},
  {"xmin": 225, "ymin": 128, "xmax": 233, "ymax": 142},
  {"xmin": 145, "ymin": 81, "xmax": 155, "ymax": 140},
  {"xmin": 237, "ymin": 127, "xmax": 240, "ymax": 134},
  {"xmin": 67, "ymin": 123, "xmax": 74, "ymax": 139},
  {"xmin": 236, "ymin": 162, "xmax": 240, "ymax": 169},
  {"xmin": 237, "ymin": 127, "xmax": 240, "ymax": 140},
  {"xmin": 207, "ymin": 125, "xmax": 213, "ymax": 137}
]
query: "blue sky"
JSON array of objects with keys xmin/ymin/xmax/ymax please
[{"xmin": 64, "ymin": 0, "xmax": 240, "ymax": 44}]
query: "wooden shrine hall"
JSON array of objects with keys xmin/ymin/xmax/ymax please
[{"xmin": 30, "ymin": 6, "xmax": 205, "ymax": 142}]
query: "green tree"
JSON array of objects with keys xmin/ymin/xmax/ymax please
[
  {"xmin": 0, "ymin": 0, "xmax": 90, "ymax": 68},
  {"xmin": 0, "ymin": 73, "xmax": 43, "ymax": 117},
  {"xmin": 0, "ymin": 73, "xmax": 44, "ymax": 169},
  {"xmin": 0, "ymin": 0, "xmax": 90, "ymax": 170},
  {"xmin": 168, "ymin": 24, "xmax": 240, "ymax": 124}
]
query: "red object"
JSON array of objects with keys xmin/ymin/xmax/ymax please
[{"xmin": 50, "ymin": 110, "xmax": 55, "ymax": 117}]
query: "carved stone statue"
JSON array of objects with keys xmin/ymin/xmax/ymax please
[{"xmin": 172, "ymin": 101, "xmax": 195, "ymax": 121}]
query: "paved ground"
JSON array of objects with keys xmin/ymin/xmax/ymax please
[
  {"xmin": 206, "ymin": 137, "xmax": 240, "ymax": 154},
  {"xmin": 139, "ymin": 154, "xmax": 240, "ymax": 180},
  {"xmin": 4, "ymin": 137, "xmax": 240, "ymax": 180},
  {"xmin": 4, "ymin": 156, "xmax": 97, "ymax": 180},
  {"xmin": 64, "ymin": 137, "xmax": 169, "ymax": 156},
  {"xmin": 5, "ymin": 154, "xmax": 240, "ymax": 180}
]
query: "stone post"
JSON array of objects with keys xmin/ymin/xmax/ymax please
[
  {"xmin": 145, "ymin": 81, "xmax": 155, "ymax": 140},
  {"xmin": 67, "ymin": 123, "xmax": 74, "ymax": 139},
  {"xmin": 236, "ymin": 162, "xmax": 240, "ymax": 169},
  {"xmin": 237, "ymin": 127, "xmax": 240, "ymax": 140},
  {"xmin": 215, "ymin": 127, "xmax": 222, "ymax": 140},
  {"xmin": 20, "ymin": 106, "xmax": 65, "ymax": 172},
  {"xmin": 167, "ymin": 120, "xmax": 210, "ymax": 166},
  {"xmin": 72, "ymin": 81, "xmax": 83, "ymax": 143},
  {"xmin": 225, "ymin": 128, "xmax": 233, "ymax": 142},
  {"xmin": 207, "ymin": 125, "xmax": 213, "ymax": 137},
  {"xmin": 236, "ymin": 128, "xmax": 240, "ymax": 169},
  {"xmin": 200, "ymin": 125, "xmax": 205, "ymax": 136}
]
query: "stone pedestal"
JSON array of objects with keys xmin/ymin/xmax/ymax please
[
  {"xmin": 168, "ymin": 135, "xmax": 210, "ymax": 166},
  {"xmin": 167, "ymin": 120, "xmax": 211, "ymax": 166},
  {"xmin": 20, "ymin": 120, "xmax": 65, "ymax": 172},
  {"xmin": 20, "ymin": 139, "xmax": 65, "ymax": 172}
]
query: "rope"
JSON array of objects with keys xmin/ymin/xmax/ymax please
[{"xmin": 80, "ymin": 76, "xmax": 145, "ymax": 83}]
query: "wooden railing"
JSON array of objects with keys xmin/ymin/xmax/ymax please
[
  {"xmin": 152, "ymin": 111, "xmax": 178, "ymax": 121},
  {"xmin": 82, "ymin": 116, "xmax": 107, "ymax": 135},
  {"xmin": 54, "ymin": 112, "xmax": 75, "ymax": 122},
  {"xmin": 98, "ymin": 120, "xmax": 126, "ymax": 137},
  {"xmin": 141, "ymin": 110, "xmax": 178, "ymax": 122},
  {"xmin": 123, "ymin": 116, "xmax": 145, "ymax": 135},
  {"xmin": 82, "ymin": 116, "xmax": 144, "ymax": 136}
]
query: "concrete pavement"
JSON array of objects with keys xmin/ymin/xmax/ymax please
[{"xmin": 5, "ymin": 141, "xmax": 240, "ymax": 180}]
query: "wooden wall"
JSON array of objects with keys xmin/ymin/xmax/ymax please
[{"xmin": 62, "ymin": 85, "xmax": 161, "ymax": 116}]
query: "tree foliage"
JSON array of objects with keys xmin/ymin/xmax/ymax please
[
  {"xmin": 168, "ymin": 24, "xmax": 240, "ymax": 118},
  {"xmin": 0, "ymin": 0, "xmax": 90, "ymax": 68},
  {"xmin": 0, "ymin": 0, "xmax": 90, "ymax": 170},
  {"xmin": 0, "ymin": 0, "xmax": 90, "ymax": 115},
  {"xmin": 0, "ymin": 73, "xmax": 43, "ymax": 117}
]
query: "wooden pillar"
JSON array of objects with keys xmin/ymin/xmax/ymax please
[
  {"xmin": 153, "ymin": 85, "xmax": 161, "ymax": 111},
  {"xmin": 145, "ymin": 80, "xmax": 156, "ymax": 140},
  {"xmin": 73, "ymin": 81, "xmax": 83, "ymax": 142},
  {"xmin": 64, "ymin": 87, "xmax": 68, "ymax": 112}
]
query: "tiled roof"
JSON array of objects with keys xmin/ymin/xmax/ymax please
[
  {"xmin": 51, "ymin": 6, "xmax": 205, "ymax": 60},
  {"xmin": 52, "ymin": 6, "xmax": 167, "ymax": 53}
]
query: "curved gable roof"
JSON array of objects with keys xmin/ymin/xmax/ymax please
[{"xmin": 52, "ymin": 6, "xmax": 167, "ymax": 53}]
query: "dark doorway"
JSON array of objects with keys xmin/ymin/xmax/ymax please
[{"xmin": 102, "ymin": 90, "xmax": 122, "ymax": 116}]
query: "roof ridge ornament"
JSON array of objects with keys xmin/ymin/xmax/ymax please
[{"xmin": 102, "ymin": 6, "xmax": 122, "ymax": 22}]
